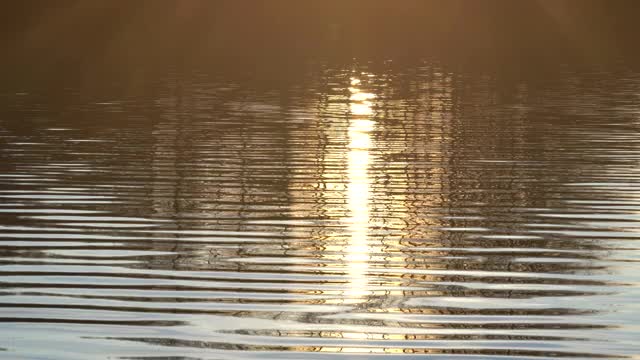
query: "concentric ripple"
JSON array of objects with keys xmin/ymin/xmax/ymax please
[{"xmin": 1, "ymin": 64, "xmax": 640, "ymax": 359}]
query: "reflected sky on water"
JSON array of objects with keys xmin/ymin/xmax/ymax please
[{"xmin": 0, "ymin": 60, "xmax": 640, "ymax": 359}]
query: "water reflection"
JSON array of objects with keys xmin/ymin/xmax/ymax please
[
  {"xmin": 345, "ymin": 75, "xmax": 375, "ymax": 301},
  {"xmin": 0, "ymin": 62, "xmax": 639, "ymax": 359}
]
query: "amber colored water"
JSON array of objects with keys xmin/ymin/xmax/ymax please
[{"xmin": 1, "ymin": 62, "xmax": 639, "ymax": 359}]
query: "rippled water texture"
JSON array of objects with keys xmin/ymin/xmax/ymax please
[{"xmin": 1, "ymin": 63, "xmax": 640, "ymax": 359}]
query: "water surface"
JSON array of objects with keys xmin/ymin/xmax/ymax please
[{"xmin": 1, "ymin": 63, "xmax": 640, "ymax": 359}]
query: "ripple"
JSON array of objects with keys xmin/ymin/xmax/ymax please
[{"xmin": 0, "ymin": 63, "xmax": 639, "ymax": 359}]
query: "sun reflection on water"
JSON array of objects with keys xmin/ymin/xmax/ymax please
[{"xmin": 344, "ymin": 76, "xmax": 376, "ymax": 301}]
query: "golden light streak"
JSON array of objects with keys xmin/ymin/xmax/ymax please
[{"xmin": 344, "ymin": 76, "xmax": 376, "ymax": 301}]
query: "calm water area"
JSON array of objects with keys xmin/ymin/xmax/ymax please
[{"xmin": 1, "ymin": 59, "xmax": 640, "ymax": 359}]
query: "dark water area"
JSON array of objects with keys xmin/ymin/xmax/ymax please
[{"xmin": 2, "ymin": 2, "xmax": 640, "ymax": 360}]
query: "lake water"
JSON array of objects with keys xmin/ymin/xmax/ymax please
[{"xmin": 1, "ymin": 62, "xmax": 639, "ymax": 359}]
